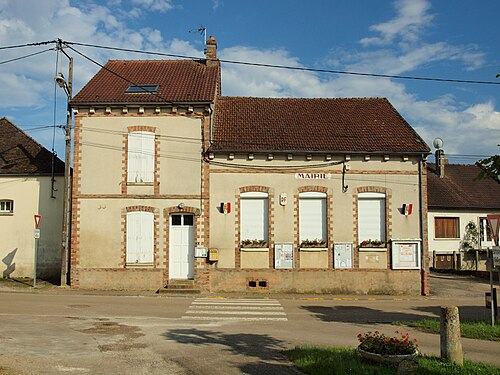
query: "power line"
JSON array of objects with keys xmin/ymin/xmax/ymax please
[
  {"xmin": 0, "ymin": 40, "xmax": 56, "ymax": 50},
  {"xmin": 0, "ymin": 48, "xmax": 53, "ymax": 65},
  {"xmin": 63, "ymin": 40, "xmax": 500, "ymax": 86}
]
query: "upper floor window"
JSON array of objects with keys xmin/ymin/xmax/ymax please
[
  {"xmin": 358, "ymin": 192, "xmax": 386, "ymax": 243},
  {"xmin": 435, "ymin": 217, "xmax": 459, "ymax": 239},
  {"xmin": 299, "ymin": 192, "xmax": 327, "ymax": 247},
  {"xmin": 240, "ymin": 192, "xmax": 268, "ymax": 247},
  {"xmin": 0, "ymin": 199, "xmax": 14, "ymax": 214},
  {"xmin": 127, "ymin": 131, "xmax": 155, "ymax": 183}
]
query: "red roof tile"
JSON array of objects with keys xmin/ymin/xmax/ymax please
[
  {"xmin": 0, "ymin": 117, "xmax": 64, "ymax": 175},
  {"xmin": 72, "ymin": 59, "xmax": 220, "ymax": 104},
  {"xmin": 210, "ymin": 97, "xmax": 430, "ymax": 153},
  {"xmin": 427, "ymin": 163, "xmax": 500, "ymax": 209}
]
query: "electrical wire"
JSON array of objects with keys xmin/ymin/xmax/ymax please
[
  {"xmin": 0, "ymin": 41, "xmax": 56, "ymax": 50},
  {"xmin": 0, "ymin": 48, "xmax": 54, "ymax": 65},
  {"xmin": 63, "ymin": 40, "xmax": 500, "ymax": 86}
]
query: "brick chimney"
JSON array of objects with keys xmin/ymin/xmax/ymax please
[
  {"xmin": 435, "ymin": 149, "xmax": 448, "ymax": 178},
  {"xmin": 206, "ymin": 35, "xmax": 217, "ymax": 66}
]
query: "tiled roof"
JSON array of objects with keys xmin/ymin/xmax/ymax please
[
  {"xmin": 210, "ymin": 97, "xmax": 430, "ymax": 153},
  {"xmin": 0, "ymin": 117, "xmax": 64, "ymax": 175},
  {"xmin": 72, "ymin": 59, "xmax": 220, "ymax": 104},
  {"xmin": 427, "ymin": 163, "xmax": 500, "ymax": 209}
]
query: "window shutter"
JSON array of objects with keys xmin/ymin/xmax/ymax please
[
  {"xmin": 241, "ymin": 197, "xmax": 268, "ymax": 241},
  {"xmin": 358, "ymin": 198, "xmax": 386, "ymax": 242},
  {"xmin": 127, "ymin": 132, "xmax": 154, "ymax": 183},
  {"xmin": 299, "ymin": 197, "xmax": 326, "ymax": 241},
  {"xmin": 127, "ymin": 133, "xmax": 142, "ymax": 182},
  {"xmin": 435, "ymin": 217, "xmax": 459, "ymax": 238},
  {"xmin": 126, "ymin": 211, "xmax": 154, "ymax": 263},
  {"xmin": 141, "ymin": 132, "xmax": 155, "ymax": 183}
]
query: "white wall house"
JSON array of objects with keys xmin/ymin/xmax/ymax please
[
  {"xmin": 427, "ymin": 157, "xmax": 500, "ymax": 269},
  {"xmin": 0, "ymin": 117, "xmax": 65, "ymax": 281}
]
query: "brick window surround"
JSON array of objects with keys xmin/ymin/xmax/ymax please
[
  {"xmin": 122, "ymin": 126, "xmax": 160, "ymax": 195},
  {"xmin": 235, "ymin": 186, "xmax": 274, "ymax": 269},
  {"xmin": 121, "ymin": 205, "xmax": 160, "ymax": 268},
  {"xmin": 295, "ymin": 186, "xmax": 333, "ymax": 269},
  {"xmin": 354, "ymin": 186, "xmax": 392, "ymax": 269}
]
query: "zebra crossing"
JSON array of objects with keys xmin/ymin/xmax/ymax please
[{"xmin": 182, "ymin": 298, "xmax": 288, "ymax": 322}]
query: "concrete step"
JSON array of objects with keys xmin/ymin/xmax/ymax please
[{"xmin": 156, "ymin": 280, "xmax": 200, "ymax": 294}]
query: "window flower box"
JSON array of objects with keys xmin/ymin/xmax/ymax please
[
  {"xmin": 359, "ymin": 240, "xmax": 387, "ymax": 252},
  {"xmin": 241, "ymin": 239, "xmax": 268, "ymax": 248},
  {"xmin": 300, "ymin": 239, "xmax": 327, "ymax": 248}
]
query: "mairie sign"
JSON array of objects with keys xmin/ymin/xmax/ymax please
[{"xmin": 295, "ymin": 172, "xmax": 332, "ymax": 180}]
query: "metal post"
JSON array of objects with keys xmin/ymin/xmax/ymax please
[
  {"xmin": 490, "ymin": 250, "xmax": 495, "ymax": 326},
  {"xmin": 33, "ymin": 237, "xmax": 38, "ymax": 287},
  {"xmin": 59, "ymin": 45, "xmax": 73, "ymax": 286}
]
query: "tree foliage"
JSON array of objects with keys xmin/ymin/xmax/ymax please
[{"xmin": 475, "ymin": 154, "xmax": 500, "ymax": 183}]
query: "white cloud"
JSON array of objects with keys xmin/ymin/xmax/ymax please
[
  {"xmin": 361, "ymin": 0, "xmax": 433, "ymax": 46},
  {"xmin": 129, "ymin": 0, "xmax": 175, "ymax": 12}
]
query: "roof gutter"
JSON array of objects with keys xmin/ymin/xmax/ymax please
[{"xmin": 207, "ymin": 149, "xmax": 431, "ymax": 155}]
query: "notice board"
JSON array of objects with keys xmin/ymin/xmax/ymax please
[
  {"xmin": 391, "ymin": 240, "xmax": 420, "ymax": 269},
  {"xmin": 334, "ymin": 243, "xmax": 353, "ymax": 269},
  {"xmin": 275, "ymin": 243, "xmax": 294, "ymax": 269}
]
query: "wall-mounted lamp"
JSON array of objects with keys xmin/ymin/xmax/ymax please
[{"xmin": 178, "ymin": 203, "xmax": 185, "ymax": 209}]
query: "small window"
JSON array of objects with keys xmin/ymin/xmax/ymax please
[
  {"xmin": 126, "ymin": 85, "xmax": 159, "ymax": 93},
  {"xmin": 435, "ymin": 217, "xmax": 460, "ymax": 239},
  {"xmin": 184, "ymin": 215, "xmax": 194, "ymax": 226},
  {"xmin": 171, "ymin": 215, "xmax": 182, "ymax": 226},
  {"xmin": 0, "ymin": 200, "xmax": 14, "ymax": 214}
]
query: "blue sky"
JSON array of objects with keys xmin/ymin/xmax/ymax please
[{"xmin": 0, "ymin": 0, "xmax": 498, "ymax": 163}]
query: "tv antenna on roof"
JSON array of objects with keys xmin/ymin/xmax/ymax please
[{"xmin": 190, "ymin": 25, "xmax": 207, "ymax": 54}]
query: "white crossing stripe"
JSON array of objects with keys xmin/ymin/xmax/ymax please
[{"xmin": 182, "ymin": 298, "xmax": 288, "ymax": 322}]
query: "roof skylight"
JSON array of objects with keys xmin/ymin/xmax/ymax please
[{"xmin": 126, "ymin": 85, "xmax": 159, "ymax": 93}]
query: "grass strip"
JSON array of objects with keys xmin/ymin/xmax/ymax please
[
  {"xmin": 284, "ymin": 346, "xmax": 500, "ymax": 375},
  {"xmin": 394, "ymin": 319, "xmax": 500, "ymax": 341}
]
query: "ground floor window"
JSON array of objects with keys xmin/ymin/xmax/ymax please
[
  {"xmin": 0, "ymin": 199, "xmax": 14, "ymax": 214},
  {"xmin": 240, "ymin": 192, "xmax": 268, "ymax": 247},
  {"xmin": 434, "ymin": 217, "xmax": 459, "ymax": 239},
  {"xmin": 126, "ymin": 211, "xmax": 154, "ymax": 264},
  {"xmin": 479, "ymin": 217, "xmax": 493, "ymax": 246},
  {"xmin": 299, "ymin": 192, "xmax": 327, "ymax": 247},
  {"xmin": 358, "ymin": 192, "xmax": 386, "ymax": 244}
]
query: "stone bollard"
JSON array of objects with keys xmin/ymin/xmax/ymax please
[{"xmin": 440, "ymin": 306, "xmax": 463, "ymax": 365}]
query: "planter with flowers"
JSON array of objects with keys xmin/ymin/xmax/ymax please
[
  {"xmin": 357, "ymin": 331, "xmax": 418, "ymax": 364},
  {"xmin": 240, "ymin": 239, "xmax": 269, "ymax": 252},
  {"xmin": 300, "ymin": 239, "xmax": 328, "ymax": 251},
  {"xmin": 358, "ymin": 239, "xmax": 387, "ymax": 252}
]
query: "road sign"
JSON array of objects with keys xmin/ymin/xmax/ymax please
[
  {"xmin": 34, "ymin": 215, "xmax": 42, "ymax": 229},
  {"xmin": 34, "ymin": 229, "xmax": 40, "ymax": 239}
]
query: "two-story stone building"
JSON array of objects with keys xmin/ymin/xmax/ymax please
[{"xmin": 70, "ymin": 37, "xmax": 431, "ymax": 294}]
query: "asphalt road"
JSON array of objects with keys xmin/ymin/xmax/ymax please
[{"xmin": 0, "ymin": 273, "xmax": 499, "ymax": 374}]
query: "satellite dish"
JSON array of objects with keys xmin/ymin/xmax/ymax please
[{"xmin": 433, "ymin": 138, "xmax": 444, "ymax": 150}]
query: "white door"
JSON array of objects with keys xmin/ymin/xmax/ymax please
[{"xmin": 169, "ymin": 214, "xmax": 194, "ymax": 279}]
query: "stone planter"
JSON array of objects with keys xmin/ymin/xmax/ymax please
[{"xmin": 357, "ymin": 347, "xmax": 417, "ymax": 365}]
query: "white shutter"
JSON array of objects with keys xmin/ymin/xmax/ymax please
[
  {"xmin": 126, "ymin": 211, "xmax": 154, "ymax": 264},
  {"xmin": 299, "ymin": 196, "xmax": 326, "ymax": 241},
  {"xmin": 127, "ymin": 131, "xmax": 154, "ymax": 183},
  {"xmin": 141, "ymin": 132, "xmax": 155, "ymax": 183},
  {"xmin": 358, "ymin": 198, "xmax": 385, "ymax": 242},
  {"xmin": 241, "ymin": 197, "xmax": 268, "ymax": 241}
]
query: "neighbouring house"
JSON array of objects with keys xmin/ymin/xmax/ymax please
[
  {"xmin": 427, "ymin": 152, "xmax": 500, "ymax": 270},
  {"xmin": 0, "ymin": 117, "xmax": 65, "ymax": 281},
  {"xmin": 70, "ymin": 36, "xmax": 431, "ymax": 294}
]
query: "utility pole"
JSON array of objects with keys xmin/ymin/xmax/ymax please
[{"xmin": 55, "ymin": 39, "xmax": 73, "ymax": 286}]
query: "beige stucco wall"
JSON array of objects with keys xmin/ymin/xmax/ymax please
[
  {"xmin": 77, "ymin": 198, "xmax": 202, "ymax": 268},
  {"xmin": 209, "ymin": 155, "xmax": 423, "ymax": 269},
  {"xmin": 210, "ymin": 269, "xmax": 421, "ymax": 295},
  {"xmin": 0, "ymin": 176, "xmax": 64, "ymax": 280},
  {"xmin": 428, "ymin": 209, "xmax": 497, "ymax": 254},
  {"xmin": 77, "ymin": 115, "xmax": 203, "ymax": 196}
]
